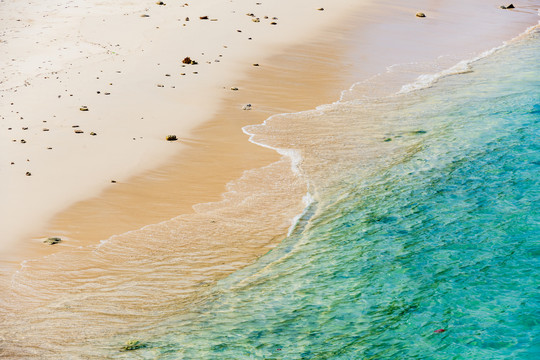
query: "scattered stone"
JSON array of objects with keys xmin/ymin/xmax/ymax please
[
  {"xmin": 156, "ymin": 1, "xmax": 165, "ymax": 5},
  {"xmin": 317, "ymin": 8, "xmax": 324, "ymax": 11},
  {"xmin": 165, "ymin": 74, "xmax": 171, "ymax": 76},
  {"xmin": 166, "ymin": 134, "xmax": 178, "ymax": 141},
  {"xmin": 22, "ymin": 127, "xmax": 28, "ymax": 130},
  {"xmin": 242, "ymin": 104, "xmax": 252, "ymax": 110},
  {"xmin": 43, "ymin": 128, "xmax": 49, "ymax": 131},
  {"xmin": 104, "ymin": 92, "xmax": 111, "ymax": 95},
  {"xmin": 140, "ymin": 14, "xmax": 150, "ymax": 17},
  {"xmin": 270, "ymin": 22, "xmax": 277, "ymax": 25},
  {"xmin": 121, "ymin": 340, "xmax": 146, "ymax": 352},
  {"xmin": 25, "ymin": 171, "xmax": 31, "ymax": 176},
  {"xmin": 237, "ymin": 29, "xmax": 242, "ymax": 32},
  {"xmin": 185, "ymin": 17, "xmax": 190, "ymax": 21},
  {"xmin": 157, "ymin": 84, "xmax": 164, "ymax": 87},
  {"xmin": 111, "ymin": 180, "xmax": 117, "ymax": 183},
  {"xmin": 20, "ymin": 139, "xmax": 26, "ymax": 143},
  {"xmin": 80, "ymin": 106, "xmax": 89, "ymax": 111},
  {"xmin": 182, "ymin": 57, "xmax": 197, "ymax": 64},
  {"xmin": 500, "ymin": 4, "xmax": 515, "ymax": 9},
  {"xmin": 199, "ymin": 16, "xmax": 209, "ymax": 20},
  {"xmin": 252, "ymin": 18, "xmax": 260, "ymax": 22},
  {"xmin": 97, "ymin": 91, "xmax": 101, "ymax": 94},
  {"xmin": 253, "ymin": 63, "xmax": 259, "ymax": 66},
  {"xmin": 230, "ymin": 87, "xmax": 239, "ymax": 91},
  {"xmin": 74, "ymin": 130, "xmax": 84, "ymax": 134},
  {"xmin": 90, "ymin": 132, "xmax": 97, "ymax": 136},
  {"xmin": 416, "ymin": 12, "xmax": 426, "ymax": 17},
  {"xmin": 44, "ymin": 237, "xmax": 61, "ymax": 245}
]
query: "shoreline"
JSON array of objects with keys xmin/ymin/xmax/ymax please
[
  {"xmin": 2, "ymin": 2, "xmax": 537, "ymax": 267},
  {"xmin": 0, "ymin": 0, "xmax": 363, "ymax": 258}
]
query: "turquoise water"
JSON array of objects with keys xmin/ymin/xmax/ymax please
[
  {"xmin": 112, "ymin": 28, "xmax": 540, "ymax": 359},
  {"xmin": 3, "ymin": 27, "xmax": 536, "ymax": 359}
]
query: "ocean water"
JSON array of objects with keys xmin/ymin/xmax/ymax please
[
  {"xmin": 1, "ymin": 24, "xmax": 538, "ymax": 360},
  {"xmin": 109, "ymin": 28, "xmax": 539, "ymax": 358}
]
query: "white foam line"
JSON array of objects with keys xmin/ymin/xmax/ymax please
[{"xmin": 398, "ymin": 21, "xmax": 540, "ymax": 95}]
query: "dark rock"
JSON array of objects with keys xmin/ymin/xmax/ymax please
[
  {"xmin": 20, "ymin": 139, "xmax": 26, "ymax": 143},
  {"xmin": 185, "ymin": 17, "xmax": 189, "ymax": 21},
  {"xmin": 156, "ymin": 1, "xmax": 165, "ymax": 5},
  {"xmin": 25, "ymin": 172, "xmax": 31, "ymax": 176},
  {"xmin": 44, "ymin": 237, "xmax": 61, "ymax": 245},
  {"xmin": 182, "ymin": 57, "xmax": 197, "ymax": 65},
  {"xmin": 199, "ymin": 16, "xmax": 209, "ymax": 20},
  {"xmin": 80, "ymin": 106, "xmax": 89, "ymax": 111},
  {"xmin": 416, "ymin": 12, "xmax": 426, "ymax": 18},
  {"xmin": 74, "ymin": 130, "xmax": 84, "ymax": 134},
  {"xmin": 90, "ymin": 132, "xmax": 97, "ymax": 136},
  {"xmin": 166, "ymin": 134, "xmax": 178, "ymax": 141},
  {"xmin": 44, "ymin": 237, "xmax": 62, "ymax": 245},
  {"xmin": 318, "ymin": 8, "xmax": 324, "ymax": 11}
]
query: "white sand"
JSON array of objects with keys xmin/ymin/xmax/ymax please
[{"xmin": 0, "ymin": 0, "xmax": 361, "ymax": 252}]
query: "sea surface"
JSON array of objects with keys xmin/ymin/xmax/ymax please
[
  {"xmin": 1, "ymin": 25, "xmax": 539, "ymax": 360},
  {"xmin": 134, "ymin": 27, "xmax": 539, "ymax": 359}
]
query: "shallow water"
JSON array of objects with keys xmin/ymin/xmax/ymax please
[
  {"xmin": 1, "ymin": 24, "xmax": 539, "ymax": 360},
  {"xmin": 122, "ymin": 28, "xmax": 539, "ymax": 358}
]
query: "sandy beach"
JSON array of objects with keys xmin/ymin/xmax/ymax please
[{"xmin": 1, "ymin": 0, "xmax": 539, "ymax": 356}]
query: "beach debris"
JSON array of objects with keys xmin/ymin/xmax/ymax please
[
  {"xmin": 156, "ymin": 1, "xmax": 166, "ymax": 5},
  {"xmin": 44, "ymin": 237, "xmax": 62, "ymax": 245},
  {"xmin": 121, "ymin": 340, "xmax": 146, "ymax": 352},
  {"xmin": 199, "ymin": 16, "xmax": 209, "ymax": 20},
  {"xmin": 182, "ymin": 57, "xmax": 198, "ymax": 65},
  {"xmin": 252, "ymin": 18, "xmax": 260, "ymax": 22},
  {"xmin": 434, "ymin": 329, "xmax": 446, "ymax": 333},
  {"xmin": 79, "ymin": 106, "xmax": 89, "ymax": 111},
  {"xmin": 416, "ymin": 12, "xmax": 426, "ymax": 18},
  {"xmin": 166, "ymin": 134, "xmax": 178, "ymax": 141},
  {"xmin": 500, "ymin": 4, "xmax": 515, "ymax": 9},
  {"xmin": 242, "ymin": 104, "xmax": 252, "ymax": 110},
  {"xmin": 74, "ymin": 130, "xmax": 84, "ymax": 134},
  {"xmin": 230, "ymin": 87, "xmax": 239, "ymax": 91},
  {"xmin": 25, "ymin": 172, "xmax": 32, "ymax": 176}
]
